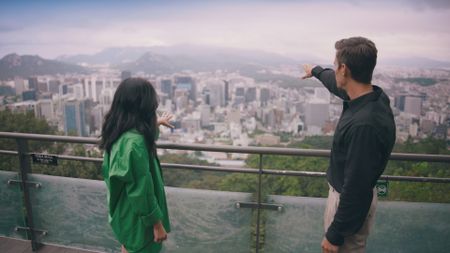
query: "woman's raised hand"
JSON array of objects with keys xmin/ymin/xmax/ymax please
[{"xmin": 157, "ymin": 112, "xmax": 174, "ymax": 129}]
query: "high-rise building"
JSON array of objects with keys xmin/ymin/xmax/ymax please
[
  {"xmin": 175, "ymin": 76, "xmax": 196, "ymax": 102},
  {"xmin": 202, "ymin": 88, "xmax": 211, "ymax": 105},
  {"xmin": 48, "ymin": 80, "xmax": 60, "ymax": 94},
  {"xmin": 28, "ymin": 77, "xmax": 38, "ymax": 90},
  {"xmin": 83, "ymin": 78, "xmax": 93, "ymax": 99},
  {"xmin": 22, "ymin": 90, "xmax": 37, "ymax": 101},
  {"xmin": 64, "ymin": 99, "xmax": 87, "ymax": 136},
  {"xmin": 37, "ymin": 82, "xmax": 48, "ymax": 93},
  {"xmin": 59, "ymin": 84, "xmax": 69, "ymax": 95},
  {"xmin": 72, "ymin": 83, "xmax": 84, "ymax": 99},
  {"xmin": 235, "ymin": 87, "xmax": 245, "ymax": 97},
  {"xmin": 100, "ymin": 88, "xmax": 115, "ymax": 106},
  {"xmin": 174, "ymin": 90, "xmax": 189, "ymax": 112},
  {"xmin": 14, "ymin": 78, "xmax": 26, "ymax": 95},
  {"xmin": 260, "ymin": 88, "xmax": 270, "ymax": 106},
  {"xmin": 209, "ymin": 83, "xmax": 225, "ymax": 107},
  {"xmin": 94, "ymin": 80, "xmax": 104, "ymax": 102},
  {"xmin": 234, "ymin": 87, "xmax": 246, "ymax": 106},
  {"xmin": 394, "ymin": 95, "xmax": 406, "ymax": 111},
  {"xmin": 245, "ymin": 87, "xmax": 257, "ymax": 103},
  {"xmin": 223, "ymin": 80, "xmax": 229, "ymax": 105},
  {"xmin": 304, "ymin": 99, "xmax": 329, "ymax": 128},
  {"xmin": 200, "ymin": 104, "xmax": 211, "ymax": 127},
  {"xmin": 404, "ymin": 96, "xmax": 422, "ymax": 116},
  {"xmin": 37, "ymin": 99, "xmax": 54, "ymax": 120},
  {"xmin": 161, "ymin": 79, "xmax": 173, "ymax": 98}
]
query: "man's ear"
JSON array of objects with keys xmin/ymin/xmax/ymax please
[{"xmin": 342, "ymin": 64, "xmax": 350, "ymax": 77}]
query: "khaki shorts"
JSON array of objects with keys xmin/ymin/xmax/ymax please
[{"xmin": 324, "ymin": 185, "xmax": 378, "ymax": 253}]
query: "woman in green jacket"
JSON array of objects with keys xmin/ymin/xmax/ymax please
[{"xmin": 100, "ymin": 78, "xmax": 173, "ymax": 253}]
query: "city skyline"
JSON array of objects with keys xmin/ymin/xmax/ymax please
[{"xmin": 1, "ymin": 0, "xmax": 450, "ymax": 62}]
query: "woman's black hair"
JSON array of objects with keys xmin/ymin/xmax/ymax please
[{"xmin": 99, "ymin": 77, "xmax": 159, "ymax": 155}]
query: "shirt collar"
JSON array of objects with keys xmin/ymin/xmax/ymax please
[{"xmin": 343, "ymin": 85, "xmax": 382, "ymax": 113}]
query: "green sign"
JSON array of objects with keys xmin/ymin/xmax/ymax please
[{"xmin": 376, "ymin": 180, "xmax": 388, "ymax": 197}]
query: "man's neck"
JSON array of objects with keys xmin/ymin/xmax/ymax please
[{"xmin": 345, "ymin": 81, "xmax": 373, "ymax": 100}]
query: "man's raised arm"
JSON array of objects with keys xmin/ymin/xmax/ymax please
[{"xmin": 302, "ymin": 64, "xmax": 349, "ymax": 100}]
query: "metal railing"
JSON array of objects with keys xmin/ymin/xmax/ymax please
[{"xmin": 1, "ymin": 131, "xmax": 450, "ymax": 252}]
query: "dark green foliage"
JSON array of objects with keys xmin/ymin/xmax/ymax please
[
  {"xmin": 1, "ymin": 111, "xmax": 448, "ymax": 202},
  {"xmin": 0, "ymin": 109, "xmax": 57, "ymax": 172},
  {"xmin": 384, "ymin": 137, "xmax": 450, "ymax": 203},
  {"xmin": 218, "ymin": 135, "xmax": 450, "ymax": 203},
  {"xmin": 159, "ymin": 153, "xmax": 225, "ymax": 190},
  {"xmin": 394, "ymin": 77, "xmax": 439, "ymax": 86},
  {"xmin": 0, "ymin": 110, "xmax": 101, "ymax": 179},
  {"xmin": 218, "ymin": 153, "xmax": 329, "ymax": 198}
]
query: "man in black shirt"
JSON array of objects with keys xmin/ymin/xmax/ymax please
[{"xmin": 302, "ymin": 37, "xmax": 396, "ymax": 253}]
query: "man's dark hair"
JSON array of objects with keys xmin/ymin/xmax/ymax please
[{"xmin": 335, "ymin": 37, "xmax": 377, "ymax": 84}]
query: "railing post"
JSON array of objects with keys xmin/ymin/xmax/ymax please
[
  {"xmin": 16, "ymin": 139, "xmax": 41, "ymax": 251},
  {"xmin": 255, "ymin": 154, "xmax": 263, "ymax": 253}
]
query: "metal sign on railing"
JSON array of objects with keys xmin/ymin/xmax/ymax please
[{"xmin": 31, "ymin": 154, "xmax": 58, "ymax": 166}]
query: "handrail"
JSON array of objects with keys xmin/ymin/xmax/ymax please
[
  {"xmin": 1, "ymin": 149, "xmax": 450, "ymax": 184},
  {"xmin": 1, "ymin": 132, "xmax": 450, "ymax": 163}
]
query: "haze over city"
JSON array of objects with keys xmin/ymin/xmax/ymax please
[{"xmin": 1, "ymin": 0, "xmax": 450, "ymax": 63}]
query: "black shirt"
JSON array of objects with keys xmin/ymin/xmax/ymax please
[{"xmin": 312, "ymin": 66, "xmax": 396, "ymax": 245}]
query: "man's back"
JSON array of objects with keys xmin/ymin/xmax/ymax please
[{"xmin": 328, "ymin": 85, "xmax": 396, "ymax": 193}]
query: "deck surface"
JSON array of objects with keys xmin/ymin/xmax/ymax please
[{"xmin": 0, "ymin": 237, "xmax": 103, "ymax": 253}]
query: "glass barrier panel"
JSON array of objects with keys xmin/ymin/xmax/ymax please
[
  {"xmin": 0, "ymin": 171, "xmax": 26, "ymax": 239},
  {"xmin": 264, "ymin": 194, "xmax": 450, "ymax": 253},
  {"xmin": 162, "ymin": 187, "xmax": 253, "ymax": 253},
  {"xmin": 264, "ymin": 195, "xmax": 325, "ymax": 253},
  {"xmin": 27, "ymin": 174, "xmax": 118, "ymax": 252},
  {"xmin": 27, "ymin": 174, "xmax": 253, "ymax": 252},
  {"xmin": 367, "ymin": 201, "xmax": 450, "ymax": 253}
]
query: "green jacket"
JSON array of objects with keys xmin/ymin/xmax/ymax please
[{"xmin": 103, "ymin": 129, "xmax": 170, "ymax": 253}]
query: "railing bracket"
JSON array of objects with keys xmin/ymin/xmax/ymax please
[
  {"xmin": 15, "ymin": 226, "xmax": 48, "ymax": 236},
  {"xmin": 235, "ymin": 202, "xmax": 283, "ymax": 211},
  {"xmin": 7, "ymin": 179, "xmax": 42, "ymax": 189}
]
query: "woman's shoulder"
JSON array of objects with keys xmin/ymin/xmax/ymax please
[{"xmin": 113, "ymin": 129, "xmax": 146, "ymax": 151}]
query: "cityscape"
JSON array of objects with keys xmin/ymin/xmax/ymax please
[
  {"xmin": 1, "ymin": 53, "xmax": 449, "ymax": 153},
  {"xmin": 0, "ymin": 1, "xmax": 449, "ymax": 252}
]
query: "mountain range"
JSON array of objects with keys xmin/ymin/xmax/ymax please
[
  {"xmin": 57, "ymin": 45, "xmax": 304, "ymax": 75},
  {"xmin": 56, "ymin": 45, "xmax": 450, "ymax": 72},
  {"xmin": 0, "ymin": 53, "xmax": 88, "ymax": 80},
  {"xmin": 1, "ymin": 45, "xmax": 449, "ymax": 81},
  {"xmin": 57, "ymin": 45, "xmax": 301, "ymax": 66}
]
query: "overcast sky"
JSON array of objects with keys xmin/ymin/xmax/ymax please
[{"xmin": 1, "ymin": 0, "xmax": 449, "ymax": 62}]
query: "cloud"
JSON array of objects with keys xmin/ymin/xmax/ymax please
[{"xmin": 0, "ymin": 1, "xmax": 449, "ymax": 62}]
